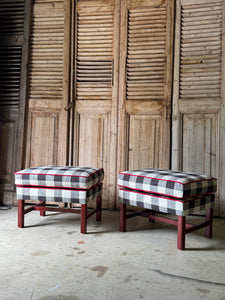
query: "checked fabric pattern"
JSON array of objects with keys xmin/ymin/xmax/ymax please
[
  {"xmin": 16, "ymin": 183, "xmax": 103, "ymax": 204},
  {"xmin": 118, "ymin": 169, "xmax": 217, "ymax": 198},
  {"xmin": 119, "ymin": 188, "xmax": 215, "ymax": 216},
  {"xmin": 15, "ymin": 166, "xmax": 104, "ymax": 189}
]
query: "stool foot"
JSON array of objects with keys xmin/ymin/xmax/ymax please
[
  {"xmin": 206, "ymin": 208, "xmax": 213, "ymax": 238},
  {"xmin": 120, "ymin": 203, "xmax": 126, "ymax": 232},
  {"xmin": 81, "ymin": 204, "xmax": 87, "ymax": 234},
  {"xmin": 149, "ymin": 210, "xmax": 155, "ymax": 223},
  {"xmin": 18, "ymin": 199, "xmax": 25, "ymax": 228},
  {"xmin": 39, "ymin": 201, "xmax": 46, "ymax": 217},
  {"xmin": 177, "ymin": 216, "xmax": 186, "ymax": 250}
]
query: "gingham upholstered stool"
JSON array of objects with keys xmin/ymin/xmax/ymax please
[
  {"xmin": 118, "ymin": 169, "xmax": 217, "ymax": 250},
  {"xmin": 15, "ymin": 166, "xmax": 104, "ymax": 233}
]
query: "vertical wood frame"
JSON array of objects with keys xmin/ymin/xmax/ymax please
[
  {"xmin": 172, "ymin": 0, "xmax": 225, "ymax": 216},
  {"xmin": 18, "ymin": 0, "xmax": 32, "ymax": 170}
]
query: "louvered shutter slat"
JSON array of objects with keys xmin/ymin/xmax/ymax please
[
  {"xmin": 76, "ymin": 6, "xmax": 113, "ymax": 101},
  {"xmin": 28, "ymin": 2, "xmax": 64, "ymax": 101},
  {"xmin": 0, "ymin": 46, "xmax": 22, "ymax": 107},
  {"xmin": 0, "ymin": 1, "xmax": 24, "ymax": 35},
  {"xmin": 126, "ymin": 5, "xmax": 167, "ymax": 101},
  {"xmin": 0, "ymin": 1, "xmax": 24, "ymax": 108},
  {"xmin": 180, "ymin": 1, "xmax": 223, "ymax": 99}
]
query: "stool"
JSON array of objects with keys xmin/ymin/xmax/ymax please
[
  {"xmin": 15, "ymin": 166, "xmax": 104, "ymax": 233},
  {"xmin": 118, "ymin": 169, "xmax": 217, "ymax": 250}
]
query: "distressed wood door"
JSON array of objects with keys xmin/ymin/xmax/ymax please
[
  {"xmin": 118, "ymin": 0, "xmax": 174, "ymax": 174},
  {"xmin": 72, "ymin": 0, "xmax": 120, "ymax": 209},
  {"xmin": 0, "ymin": 0, "xmax": 31, "ymax": 205},
  {"xmin": 172, "ymin": 0, "xmax": 225, "ymax": 216},
  {"xmin": 24, "ymin": 0, "xmax": 71, "ymax": 168}
]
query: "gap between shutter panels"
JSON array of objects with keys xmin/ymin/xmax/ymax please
[{"xmin": 180, "ymin": 1, "xmax": 223, "ymax": 99}]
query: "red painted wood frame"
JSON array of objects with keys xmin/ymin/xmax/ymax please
[
  {"xmin": 120, "ymin": 203, "xmax": 213, "ymax": 250},
  {"xmin": 18, "ymin": 196, "xmax": 102, "ymax": 234}
]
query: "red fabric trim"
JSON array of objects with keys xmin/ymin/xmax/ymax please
[
  {"xmin": 118, "ymin": 171, "xmax": 216, "ymax": 185},
  {"xmin": 119, "ymin": 188, "xmax": 214, "ymax": 203}
]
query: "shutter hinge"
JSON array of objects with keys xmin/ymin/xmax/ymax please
[{"xmin": 64, "ymin": 102, "xmax": 74, "ymax": 111}]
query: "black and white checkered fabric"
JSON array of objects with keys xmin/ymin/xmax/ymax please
[
  {"xmin": 15, "ymin": 166, "xmax": 104, "ymax": 189},
  {"xmin": 118, "ymin": 169, "xmax": 217, "ymax": 198},
  {"xmin": 119, "ymin": 188, "xmax": 215, "ymax": 216},
  {"xmin": 16, "ymin": 183, "xmax": 103, "ymax": 204}
]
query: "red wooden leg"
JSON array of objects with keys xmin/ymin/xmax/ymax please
[
  {"xmin": 18, "ymin": 200, "xmax": 24, "ymax": 228},
  {"xmin": 96, "ymin": 196, "xmax": 102, "ymax": 222},
  {"xmin": 39, "ymin": 201, "xmax": 46, "ymax": 217},
  {"xmin": 177, "ymin": 216, "xmax": 186, "ymax": 250},
  {"xmin": 120, "ymin": 203, "xmax": 126, "ymax": 232},
  {"xmin": 149, "ymin": 210, "xmax": 155, "ymax": 223},
  {"xmin": 206, "ymin": 208, "xmax": 213, "ymax": 238},
  {"xmin": 81, "ymin": 204, "xmax": 87, "ymax": 234}
]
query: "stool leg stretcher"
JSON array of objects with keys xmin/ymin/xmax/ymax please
[
  {"xmin": 18, "ymin": 196, "xmax": 102, "ymax": 234},
  {"xmin": 120, "ymin": 203, "xmax": 213, "ymax": 250}
]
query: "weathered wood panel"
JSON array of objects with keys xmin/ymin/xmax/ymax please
[
  {"xmin": 182, "ymin": 114, "xmax": 217, "ymax": 176},
  {"xmin": 172, "ymin": 0, "xmax": 224, "ymax": 216},
  {"xmin": 26, "ymin": 112, "xmax": 60, "ymax": 166},
  {"xmin": 128, "ymin": 114, "xmax": 162, "ymax": 170},
  {"xmin": 77, "ymin": 114, "xmax": 109, "ymax": 168}
]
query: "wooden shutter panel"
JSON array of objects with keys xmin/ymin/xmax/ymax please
[
  {"xmin": 172, "ymin": 0, "xmax": 225, "ymax": 216},
  {"xmin": 25, "ymin": 0, "xmax": 70, "ymax": 167},
  {"xmin": 0, "ymin": 0, "xmax": 24, "ymax": 108},
  {"xmin": 75, "ymin": 3, "xmax": 113, "ymax": 101},
  {"xmin": 29, "ymin": 1, "xmax": 64, "ymax": 101},
  {"xmin": 0, "ymin": 0, "xmax": 31, "ymax": 205},
  {"xmin": 180, "ymin": 1, "xmax": 223, "ymax": 99},
  {"xmin": 126, "ymin": 6, "xmax": 167, "ymax": 100}
]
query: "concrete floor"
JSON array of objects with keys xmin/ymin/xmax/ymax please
[{"xmin": 0, "ymin": 207, "xmax": 225, "ymax": 300}]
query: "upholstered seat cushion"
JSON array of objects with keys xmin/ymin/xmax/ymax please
[
  {"xmin": 118, "ymin": 169, "xmax": 217, "ymax": 198},
  {"xmin": 15, "ymin": 166, "xmax": 104, "ymax": 190},
  {"xmin": 119, "ymin": 188, "xmax": 215, "ymax": 216}
]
